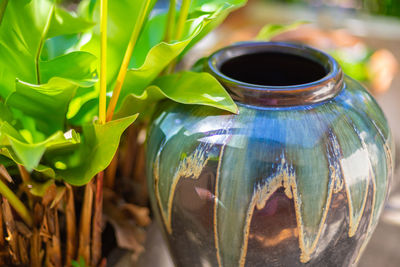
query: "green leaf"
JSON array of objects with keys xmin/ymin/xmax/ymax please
[
  {"xmin": 80, "ymin": 0, "xmax": 158, "ymax": 87},
  {"xmin": 39, "ymin": 51, "xmax": 97, "ymax": 86},
  {"xmin": 256, "ymin": 21, "xmax": 309, "ymax": 41},
  {"xmin": 117, "ymin": 17, "xmax": 207, "ymax": 106},
  {"xmin": 46, "ymin": 7, "xmax": 94, "ymax": 39},
  {"xmin": 0, "ymin": 0, "xmax": 94, "ymax": 99},
  {"xmin": 190, "ymin": 0, "xmax": 246, "ymax": 13},
  {"xmin": 7, "ymin": 78, "xmax": 79, "ymax": 135},
  {"xmin": 57, "ymin": 115, "xmax": 138, "ymax": 185},
  {"xmin": 183, "ymin": 0, "xmax": 247, "ymax": 54},
  {"xmin": 154, "ymin": 71, "xmax": 237, "ymax": 112},
  {"xmin": 115, "ymin": 71, "xmax": 238, "ymax": 120},
  {"xmin": 41, "ymin": 34, "xmax": 82, "ymax": 61},
  {"xmin": 0, "ymin": 119, "xmax": 80, "ymax": 171},
  {"xmin": 74, "ymin": 0, "xmax": 245, "ymax": 120}
]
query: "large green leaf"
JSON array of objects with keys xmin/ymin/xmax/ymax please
[
  {"xmin": 0, "ymin": 99, "xmax": 136, "ymax": 185},
  {"xmin": 0, "ymin": 0, "xmax": 94, "ymax": 99},
  {"xmin": 39, "ymin": 51, "xmax": 97, "ymax": 86},
  {"xmin": 7, "ymin": 78, "xmax": 81, "ymax": 135},
  {"xmin": 57, "ymin": 115, "xmax": 138, "ymax": 185},
  {"xmin": 0, "ymin": 122, "xmax": 80, "ymax": 172},
  {"xmin": 115, "ymin": 71, "xmax": 237, "ymax": 120},
  {"xmin": 72, "ymin": 0, "xmax": 245, "ymax": 122},
  {"xmin": 153, "ymin": 71, "xmax": 236, "ymax": 113},
  {"xmin": 80, "ymin": 0, "xmax": 158, "ymax": 87},
  {"xmin": 117, "ymin": 11, "xmax": 233, "ymax": 102},
  {"xmin": 0, "ymin": 102, "xmax": 80, "ymax": 172}
]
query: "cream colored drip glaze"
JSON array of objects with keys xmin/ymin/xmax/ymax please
[
  {"xmin": 235, "ymin": 155, "xmax": 336, "ymax": 266},
  {"xmin": 154, "ymin": 144, "xmax": 210, "ymax": 234}
]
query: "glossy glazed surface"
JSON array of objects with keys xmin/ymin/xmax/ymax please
[{"xmin": 146, "ymin": 43, "xmax": 393, "ymax": 267}]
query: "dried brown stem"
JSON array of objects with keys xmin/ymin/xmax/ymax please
[
  {"xmin": 2, "ymin": 197, "xmax": 20, "ymax": 265},
  {"xmin": 0, "ymin": 165, "xmax": 12, "ymax": 183},
  {"xmin": 17, "ymin": 165, "xmax": 30, "ymax": 183},
  {"xmin": 51, "ymin": 208, "xmax": 62, "ymax": 267},
  {"xmin": 17, "ymin": 235, "xmax": 29, "ymax": 265},
  {"xmin": 78, "ymin": 181, "xmax": 94, "ymax": 264},
  {"xmin": 65, "ymin": 184, "xmax": 76, "ymax": 266},
  {"xmin": 105, "ymin": 152, "xmax": 118, "ymax": 189},
  {"xmin": 121, "ymin": 126, "xmax": 138, "ymax": 178},
  {"xmin": 0, "ymin": 198, "xmax": 3, "ymax": 247},
  {"xmin": 91, "ymin": 172, "xmax": 104, "ymax": 266},
  {"xmin": 31, "ymin": 203, "xmax": 43, "ymax": 267},
  {"xmin": 42, "ymin": 204, "xmax": 61, "ymax": 267},
  {"xmin": 30, "ymin": 227, "xmax": 43, "ymax": 267}
]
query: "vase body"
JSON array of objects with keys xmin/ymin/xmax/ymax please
[{"xmin": 146, "ymin": 42, "xmax": 394, "ymax": 267}]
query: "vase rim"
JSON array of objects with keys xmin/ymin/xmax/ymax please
[{"xmin": 206, "ymin": 41, "xmax": 344, "ymax": 107}]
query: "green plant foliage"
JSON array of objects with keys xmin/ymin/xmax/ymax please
[
  {"xmin": 256, "ymin": 21, "xmax": 308, "ymax": 41},
  {"xmin": 0, "ymin": 0, "xmax": 245, "ymax": 187},
  {"xmin": 0, "ymin": 0, "xmax": 132, "ymax": 185},
  {"xmin": 0, "ymin": 0, "xmax": 94, "ymax": 97},
  {"xmin": 115, "ymin": 71, "xmax": 238, "ymax": 120},
  {"xmin": 70, "ymin": 0, "xmax": 245, "ymax": 124},
  {"xmin": 0, "ymin": 101, "xmax": 80, "ymax": 171},
  {"xmin": 55, "ymin": 114, "xmax": 138, "ymax": 186}
]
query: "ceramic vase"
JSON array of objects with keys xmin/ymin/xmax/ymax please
[{"xmin": 146, "ymin": 42, "xmax": 394, "ymax": 267}]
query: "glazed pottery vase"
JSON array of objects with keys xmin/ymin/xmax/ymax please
[{"xmin": 146, "ymin": 42, "xmax": 394, "ymax": 267}]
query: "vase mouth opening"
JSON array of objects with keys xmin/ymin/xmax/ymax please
[{"xmin": 206, "ymin": 42, "xmax": 344, "ymax": 107}]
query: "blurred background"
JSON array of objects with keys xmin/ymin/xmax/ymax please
[{"xmin": 129, "ymin": 0, "xmax": 400, "ymax": 266}]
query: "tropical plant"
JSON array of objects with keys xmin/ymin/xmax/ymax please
[{"xmin": 0, "ymin": 0, "xmax": 245, "ymax": 265}]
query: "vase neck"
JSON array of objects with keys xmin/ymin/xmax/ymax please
[{"xmin": 205, "ymin": 42, "xmax": 344, "ymax": 107}]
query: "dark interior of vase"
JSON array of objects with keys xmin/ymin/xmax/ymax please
[{"xmin": 220, "ymin": 52, "xmax": 328, "ymax": 86}]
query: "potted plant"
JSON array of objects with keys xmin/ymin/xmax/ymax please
[{"xmin": 0, "ymin": 0, "xmax": 245, "ymax": 265}]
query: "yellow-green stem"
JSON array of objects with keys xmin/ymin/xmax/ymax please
[
  {"xmin": 106, "ymin": 0, "xmax": 152, "ymax": 122},
  {"xmin": 99, "ymin": 0, "xmax": 108, "ymax": 124},
  {"xmin": 0, "ymin": 178, "xmax": 32, "ymax": 227},
  {"xmin": 167, "ymin": 0, "xmax": 191, "ymax": 73},
  {"xmin": 174, "ymin": 0, "xmax": 190, "ymax": 40},
  {"xmin": 164, "ymin": 0, "xmax": 176, "ymax": 43}
]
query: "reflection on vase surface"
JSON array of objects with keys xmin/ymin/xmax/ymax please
[{"xmin": 146, "ymin": 42, "xmax": 393, "ymax": 267}]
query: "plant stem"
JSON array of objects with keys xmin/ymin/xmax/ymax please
[
  {"xmin": 164, "ymin": 0, "xmax": 176, "ymax": 43},
  {"xmin": 0, "ymin": 198, "xmax": 3, "ymax": 248},
  {"xmin": 166, "ymin": 0, "xmax": 191, "ymax": 73},
  {"xmin": 122, "ymin": 125, "xmax": 137, "ymax": 178},
  {"xmin": 105, "ymin": 151, "xmax": 118, "ymax": 188},
  {"xmin": 106, "ymin": 0, "xmax": 152, "ymax": 122},
  {"xmin": 99, "ymin": 0, "xmax": 108, "ymax": 124},
  {"xmin": 30, "ymin": 228, "xmax": 41, "ymax": 267},
  {"xmin": 0, "ymin": 178, "xmax": 32, "ymax": 227},
  {"xmin": 65, "ymin": 184, "xmax": 76, "ymax": 267},
  {"xmin": 17, "ymin": 165, "xmax": 30, "ymax": 183},
  {"xmin": 17, "ymin": 235, "xmax": 29, "ymax": 265},
  {"xmin": 91, "ymin": 171, "xmax": 103, "ymax": 266},
  {"xmin": 174, "ymin": 0, "xmax": 190, "ymax": 41},
  {"xmin": 2, "ymin": 197, "xmax": 20, "ymax": 265},
  {"xmin": 0, "ymin": 0, "xmax": 9, "ymax": 26},
  {"xmin": 78, "ymin": 181, "xmax": 93, "ymax": 264}
]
